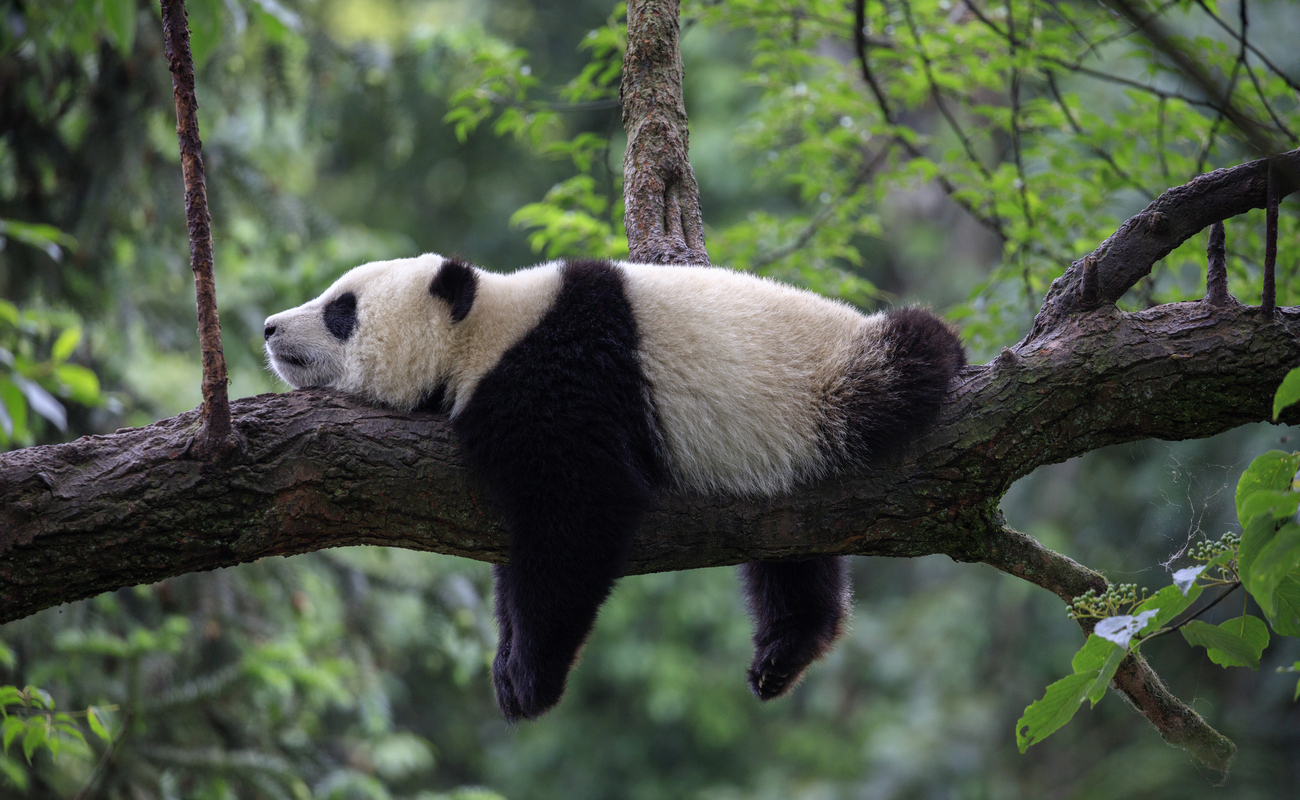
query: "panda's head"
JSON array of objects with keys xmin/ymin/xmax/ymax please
[{"xmin": 263, "ymin": 253, "xmax": 477, "ymax": 410}]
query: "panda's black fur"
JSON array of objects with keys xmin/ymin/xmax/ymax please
[{"xmin": 264, "ymin": 255, "xmax": 965, "ymax": 721}]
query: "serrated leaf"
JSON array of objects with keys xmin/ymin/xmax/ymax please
[
  {"xmin": 1015, "ymin": 672, "xmax": 1093, "ymax": 752},
  {"xmin": 1274, "ymin": 367, "xmax": 1300, "ymax": 421},
  {"xmin": 1236, "ymin": 451, "xmax": 1300, "ymax": 523},
  {"xmin": 1084, "ymin": 644, "xmax": 1126, "ymax": 707},
  {"xmin": 1181, "ymin": 616, "xmax": 1270, "ymax": 669}
]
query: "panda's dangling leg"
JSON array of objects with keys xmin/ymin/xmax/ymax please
[
  {"xmin": 490, "ymin": 504, "xmax": 641, "ymax": 722},
  {"xmin": 740, "ymin": 556, "xmax": 851, "ymax": 700}
]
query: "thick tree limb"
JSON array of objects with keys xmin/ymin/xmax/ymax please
[
  {"xmin": 620, "ymin": 0, "xmax": 710, "ymax": 265},
  {"xmin": 3, "ymin": 300, "xmax": 1296, "ymax": 625},
  {"xmin": 1031, "ymin": 148, "xmax": 1300, "ymax": 334},
  {"xmin": 978, "ymin": 523, "xmax": 1236, "ymax": 771},
  {"xmin": 160, "ymin": 0, "xmax": 231, "ymax": 452}
]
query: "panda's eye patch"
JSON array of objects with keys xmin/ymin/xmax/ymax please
[{"xmin": 324, "ymin": 292, "xmax": 358, "ymax": 341}]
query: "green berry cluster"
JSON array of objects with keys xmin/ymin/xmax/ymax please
[
  {"xmin": 1190, "ymin": 532, "xmax": 1240, "ymax": 562},
  {"xmin": 1067, "ymin": 583, "xmax": 1148, "ymax": 620}
]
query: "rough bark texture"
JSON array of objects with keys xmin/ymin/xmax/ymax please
[
  {"xmin": 620, "ymin": 0, "xmax": 709, "ymax": 265},
  {"xmin": 3, "ymin": 302, "xmax": 1296, "ymax": 618},
  {"xmin": 161, "ymin": 0, "xmax": 231, "ymax": 451},
  {"xmin": 1031, "ymin": 148, "xmax": 1300, "ymax": 334}
]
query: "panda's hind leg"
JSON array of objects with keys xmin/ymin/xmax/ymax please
[{"xmin": 740, "ymin": 556, "xmax": 851, "ymax": 699}]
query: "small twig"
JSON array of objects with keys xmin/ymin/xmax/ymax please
[
  {"xmin": 1205, "ymin": 221, "xmax": 1230, "ymax": 305},
  {"xmin": 854, "ymin": 0, "xmax": 1006, "ymax": 241},
  {"xmin": 1192, "ymin": 0, "xmax": 1249, "ymax": 177},
  {"xmin": 750, "ymin": 145, "xmax": 890, "ymax": 269},
  {"xmin": 1007, "ymin": 2, "xmax": 1033, "ymax": 229},
  {"xmin": 1045, "ymin": 72, "xmax": 1153, "ymax": 199},
  {"xmin": 1194, "ymin": 0, "xmax": 1300, "ymax": 94},
  {"xmin": 160, "ymin": 0, "xmax": 231, "ymax": 452},
  {"xmin": 73, "ymin": 710, "xmax": 132, "ymax": 800},
  {"xmin": 1107, "ymin": 0, "xmax": 1278, "ymax": 159},
  {"xmin": 901, "ymin": 1, "xmax": 992, "ymax": 182},
  {"xmin": 853, "ymin": 0, "xmax": 895, "ymax": 123},
  {"xmin": 1264, "ymin": 157, "xmax": 1278, "ymax": 316},
  {"xmin": 1142, "ymin": 582, "xmax": 1242, "ymax": 643}
]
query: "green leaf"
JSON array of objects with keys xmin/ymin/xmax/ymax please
[
  {"xmin": 0, "ymin": 752, "xmax": 27, "ymax": 789},
  {"xmin": 0, "ymin": 686, "xmax": 23, "ymax": 708},
  {"xmin": 1, "ymin": 717, "xmax": 24, "ymax": 754},
  {"xmin": 1181, "ymin": 615, "xmax": 1270, "ymax": 669},
  {"xmin": 87, "ymin": 708, "xmax": 109, "ymax": 742},
  {"xmin": 1015, "ymin": 672, "xmax": 1093, "ymax": 752},
  {"xmin": 1243, "ymin": 523, "xmax": 1300, "ymax": 617},
  {"xmin": 1235, "ymin": 451, "xmax": 1300, "ymax": 523},
  {"xmin": 1240, "ymin": 490, "xmax": 1300, "ymax": 525},
  {"xmin": 1084, "ymin": 644, "xmax": 1126, "ymax": 707},
  {"xmin": 1134, "ymin": 582, "xmax": 1203, "ymax": 630},
  {"xmin": 50, "ymin": 327, "xmax": 81, "ymax": 364},
  {"xmin": 1070, "ymin": 633, "xmax": 1118, "ymax": 674},
  {"xmin": 1274, "ymin": 367, "xmax": 1300, "ymax": 421},
  {"xmin": 1269, "ymin": 577, "xmax": 1300, "ymax": 637},
  {"xmin": 21, "ymin": 719, "xmax": 46, "ymax": 764},
  {"xmin": 54, "ymin": 364, "xmax": 100, "ymax": 405}
]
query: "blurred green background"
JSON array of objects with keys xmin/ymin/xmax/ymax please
[{"xmin": 1, "ymin": 0, "xmax": 1298, "ymax": 797}]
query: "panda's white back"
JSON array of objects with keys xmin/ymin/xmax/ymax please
[{"xmin": 618, "ymin": 263, "xmax": 884, "ymax": 496}]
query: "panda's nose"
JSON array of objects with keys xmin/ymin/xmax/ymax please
[{"xmin": 264, "ymin": 323, "xmax": 277, "ymax": 340}]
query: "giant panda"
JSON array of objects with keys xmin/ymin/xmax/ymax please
[{"xmin": 264, "ymin": 253, "xmax": 965, "ymax": 721}]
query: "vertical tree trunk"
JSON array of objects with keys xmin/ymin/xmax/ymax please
[
  {"xmin": 620, "ymin": 0, "xmax": 710, "ymax": 265},
  {"xmin": 160, "ymin": 0, "xmax": 231, "ymax": 451}
]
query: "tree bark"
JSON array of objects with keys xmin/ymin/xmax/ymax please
[
  {"xmin": 3, "ymin": 300, "xmax": 1296, "ymax": 623},
  {"xmin": 621, "ymin": 0, "xmax": 710, "ymax": 265},
  {"xmin": 160, "ymin": 0, "xmax": 231, "ymax": 452}
]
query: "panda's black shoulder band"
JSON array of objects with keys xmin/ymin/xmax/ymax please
[{"xmin": 430, "ymin": 257, "xmax": 478, "ymax": 323}]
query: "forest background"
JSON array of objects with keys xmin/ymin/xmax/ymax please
[{"xmin": 1, "ymin": 0, "xmax": 1299, "ymax": 797}]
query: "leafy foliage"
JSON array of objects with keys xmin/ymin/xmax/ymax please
[
  {"xmin": 3, "ymin": 0, "xmax": 1300, "ymax": 795},
  {"xmin": 1018, "ymin": 436, "xmax": 1300, "ymax": 750}
]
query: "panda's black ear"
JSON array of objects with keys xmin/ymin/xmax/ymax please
[{"xmin": 430, "ymin": 258, "xmax": 478, "ymax": 323}]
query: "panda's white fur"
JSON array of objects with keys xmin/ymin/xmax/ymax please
[
  {"xmin": 266, "ymin": 253, "xmax": 892, "ymax": 496},
  {"xmin": 265, "ymin": 252, "xmax": 963, "ymax": 721}
]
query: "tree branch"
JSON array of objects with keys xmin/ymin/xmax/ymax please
[
  {"xmin": 1031, "ymin": 148, "xmax": 1300, "ymax": 334},
  {"xmin": 620, "ymin": 0, "xmax": 710, "ymax": 265},
  {"xmin": 4, "ymin": 298, "xmax": 1296, "ymax": 623},
  {"xmin": 160, "ymin": 0, "xmax": 231, "ymax": 453}
]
